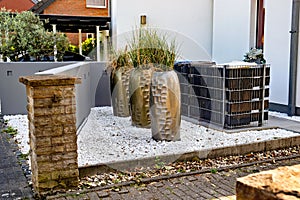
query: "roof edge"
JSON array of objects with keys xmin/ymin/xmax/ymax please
[{"xmin": 30, "ymin": 0, "xmax": 55, "ymax": 14}]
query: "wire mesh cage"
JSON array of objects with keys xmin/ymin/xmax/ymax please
[{"xmin": 174, "ymin": 61, "xmax": 270, "ymax": 129}]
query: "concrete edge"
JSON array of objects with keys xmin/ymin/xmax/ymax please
[
  {"xmin": 181, "ymin": 116, "xmax": 283, "ymax": 134},
  {"xmin": 79, "ymin": 135, "xmax": 300, "ymax": 177}
]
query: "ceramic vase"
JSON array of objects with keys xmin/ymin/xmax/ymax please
[{"xmin": 150, "ymin": 70, "xmax": 181, "ymax": 141}]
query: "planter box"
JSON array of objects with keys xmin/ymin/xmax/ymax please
[{"xmin": 174, "ymin": 61, "xmax": 270, "ymax": 129}]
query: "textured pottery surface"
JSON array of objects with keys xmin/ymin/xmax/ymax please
[
  {"xmin": 150, "ymin": 70, "xmax": 181, "ymax": 141},
  {"xmin": 111, "ymin": 68, "xmax": 131, "ymax": 117},
  {"xmin": 129, "ymin": 68, "xmax": 152, "ymax": 128}
]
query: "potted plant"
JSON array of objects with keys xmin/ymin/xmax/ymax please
[
  {"xmin": 243, "ymin": 48, "xmax": 266, "ymax": 64},
  {"xmin": 148, "ymin": 30, "xmax": 181, "ymax": 141},
  {"xmin": 127, "ymin": 28, "xmax": 154, "ymax": 128},
  {"xmin": 128, "ymin": 28, "xmax": 181, "ymax": 141},
  {"xmin": 109, "ymin": 48, "xmax": 133, "ymax": 117}
]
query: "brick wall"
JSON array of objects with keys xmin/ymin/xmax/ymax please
[
  {"xmin": 44, "ymin": 0, "xmax": 109, "ymax": 16},
  {"xmin": 67, "ymin": 33, "xmax": 88, "ymax": 46}
]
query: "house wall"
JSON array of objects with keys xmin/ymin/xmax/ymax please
[
  {"xmin": 44, "ymin": 0, "xmax": 108, "ymax": 17},
  {"xmin": 0, "ymin": 62, "xmax": 71, "ymax": 115},
  {"xmin": 212, "ymin": 0, "xmax": 252, "ymax": 63},
  {"xmin": 35, "ymin": 62, "xmax": 110, "ymax": 127},
  {"xmin": 0, "ymin": 62, "xmax": 110, "ymax": 116},
  {"xmin": 111, "ymin": 0, "xmax": 213, "ymax": 61},
  {"xmin": 264, "ymin": 0, "xmax": 292, "ymax": 106}
]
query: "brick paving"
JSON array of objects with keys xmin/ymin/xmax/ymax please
[
  {"xmin": 46, "ymin": 157, "xmax": 300, "ymax": 200},
  {"xmin": 0, "ymin": 117, "xmax": 33, "ymax": 200}
]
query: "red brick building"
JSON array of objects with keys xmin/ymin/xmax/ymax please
[
  {"xmin": 0, "ymin": 0, "xmax": 35, "ymax": 12},
  {"xmin": 31, "ymin": 0, "xmax": 110, "ymax": 45},
  {"xmin": 41, "ymin": 0, "xmax": 109, "ymax": 16}
]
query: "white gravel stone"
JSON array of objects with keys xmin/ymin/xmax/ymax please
[{"xmin": 4, "ymin": 107, "xmax": 300, "ymax": 168}]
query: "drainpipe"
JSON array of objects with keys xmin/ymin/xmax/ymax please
[{"xmin": 288, "ymin": 0, "xmax": 300, "ymax": 116}]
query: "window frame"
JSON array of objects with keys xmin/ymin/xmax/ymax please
[{"xmin": 86, "ymin": 0, "xmax": 106, "ymax": 8}]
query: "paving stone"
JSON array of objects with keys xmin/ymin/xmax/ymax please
[
  {"xmin": 117, "ymin": 191, "xmax": 131, "ymax": 199},
  {"xmin": 170, "ymin": 179, "xmax": 183, "ymax": 185},
  {"xmin": 97, "ymin": 190, "xmax": 109, "ymax": 198},
  {"xmin": 151, "ymin": 182, "xmax": 164, "ymax": 188},
  {"xmin": 170, "ymin": 188, "xmax": 186, "ymax": 199},
  {"xmin": 156, "ymin": 186, "xmax": 172, "ymax": 196},
  {"xmin": 55, "ymin": 197, "xmax": 67, "ymax": 200},
  {"xmin": 208, "ymin": 174, "xmax": 235, "ymax": 195},
  {"xmin": 186, "ymin": 176, "xmax": 197, "ymax": 182},
  {"xmin": 66, "ymin": 196, "xmax": 78, "ymax": 200},
  {"xmin": 118, "ymin": 189, "xmax": 129, "ymax": 194},
  {"xmin": 137, "ymin": 186, "xmax": 147, "ymax": 191},
  {"xmin": 0, "ymin": 130, "xmax": 33, "ymax": 200},
  {"xmin": 178, "ymin": 182, "xmax": 202, "ymax": 198},
  {"xmin": 198, "ymin": 192, "xmax": 217, "ymax": 199},
  {"xmin": 78, "ymin": 195, "xmax": 90, "ymax": 200},
  {"xmin": 175, "ymin": 182, "xmax": 201, "ymax": 199},
  {"xmin": 146, "ymin": 184, "xmax": 169, "ymax": 199},
  {"xmin": 86, "ymin": 192, "xmax": 99, "ymax": 199},
  {"xmin": 108, "ymin": 191, "xmax": 123, "ymax": 199}
]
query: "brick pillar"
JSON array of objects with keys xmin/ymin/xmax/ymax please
[{"xmin": 19, "ymin": 75, "xmax": 81, "ymax": 196}]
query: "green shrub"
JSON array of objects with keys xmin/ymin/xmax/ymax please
[
  {"xmin": 0, "ymin": 8, "xmax": 69, "ymax": 61},
  {"xmin": 82, "ymin": 38, "xmax": 95, "ymax": 56}
]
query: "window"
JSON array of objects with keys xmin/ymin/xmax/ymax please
[{"xmin": 86, "ymin": 0, "xmax": 106, "ymax": 8}]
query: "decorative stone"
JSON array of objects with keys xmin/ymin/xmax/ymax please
[
  {"xmin": 236, "ymin": 164, "xmax": 300, "ymax": 200},
  {"xmin": 150, "ymin": 70, "xmax": 181, "ymax": 141},
  {"xmin": 129, "ymin": 68, "xmax": 152, "ymax": 128},
  {"xmin": 110, "ymin": 68, "xmax": 132, "ymax": 117}
]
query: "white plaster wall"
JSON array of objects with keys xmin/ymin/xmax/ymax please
[
  {"xmin": 111, "ymin": 0, "xmax": 213, "ymax": 61},
  {"xmin": 264, "ymin": 0, "xmax": 292, "ymax": 105},
  {"xmin": 212, "ymin": 0, "xmax": 252, "ymax": 63}
]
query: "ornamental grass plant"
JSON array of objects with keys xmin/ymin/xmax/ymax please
[
  {"xmin": 127, "ymin": 28, "xmax": 179, "ymax": 71},
  {"xmin": 109, "ymin": 48, "xmax": 132, "ymax": 75}
]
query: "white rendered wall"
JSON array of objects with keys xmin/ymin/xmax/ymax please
[
  {"xmin": 264, "ymin": 0, "xmax": 292, "ymax": 105},
  {"xmin": 111, "ymin": 0, "xmax": 213, "ymax": 61},
  {"xmin": 212, "ymin": 0, "xmax": 252, "ymax": 63}
]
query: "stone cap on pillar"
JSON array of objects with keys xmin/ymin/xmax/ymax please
[
  {"xmin": 236, "ymin": 164, "xmax": 300, "ymax": 199},
  {"xmin": 19, "ymin": 75, "xmax": 82, "ymax": 87}
]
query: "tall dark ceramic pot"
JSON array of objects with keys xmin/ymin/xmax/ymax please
[{"xmin": 150, "ymin": 70, "xmax": 181, "ymax": 141}]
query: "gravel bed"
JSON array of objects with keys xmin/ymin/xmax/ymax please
[
  {"xmin": 3, "ymin": 107, "xmax": 300, "ymax": 167},
  {"xmin": 77, "ymin": 107, "xmax": 300, "ymax": 167}
]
